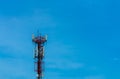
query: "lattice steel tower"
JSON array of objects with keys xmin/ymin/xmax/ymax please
[{"xmin": 32, "ymin": 33, "xmax": 47, "ymax": 79}]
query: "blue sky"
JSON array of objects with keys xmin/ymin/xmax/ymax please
[{"xmin": 0, "ymin": 0, "xmax": 120, "ymax": 79}]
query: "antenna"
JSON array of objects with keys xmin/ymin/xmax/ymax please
[{"xmin": 32, "ymin": 32, "xmax": 47, "ymax": 79}]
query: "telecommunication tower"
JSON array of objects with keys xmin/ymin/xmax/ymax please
[{"xmin": 32, "ymin": 33, "xmax": 47, "ymax": 79}]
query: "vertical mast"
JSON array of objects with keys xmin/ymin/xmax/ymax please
[{"xmin": 32, "ymin": 33, "xmax": 47, "ymax": 79}]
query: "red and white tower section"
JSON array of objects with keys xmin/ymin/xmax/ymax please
[{"xmin": 32, "ymin": 34, "xmax": 47, "ymax": 79}]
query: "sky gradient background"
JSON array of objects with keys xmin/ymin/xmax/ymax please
[{"xmin": 0, "ymin": 0, "xmax": 120, "ymax": 79}]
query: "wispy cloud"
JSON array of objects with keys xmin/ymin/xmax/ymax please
[
  {"xmin": 0, "ymin": 9, "xmax": 57, "ymax": 79},
  {"xmin": 0, "ymin": 9, "xmax": 57, "ymax": 57},
  {"xmin": 113, "ymin": 57, "xmax": 119, "ymax": 61},
  {"xmin": 44, "ymin": 42, "xmax": 85, "ymax": 70},
  {"xmin": 0, "ymin": 58, "xmax": 34, "ymax": 79},
  {"xmin": 84, "ymin": 75, "xmax": 105, "ymax": 79},
  {"xmin": 47, "ymin": 60, "xmax": 84, "ymax": 69}
]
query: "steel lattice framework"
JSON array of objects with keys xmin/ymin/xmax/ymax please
[{"xmin": 32, "ymin": 34, "xmax": 47, "ymax": 79}]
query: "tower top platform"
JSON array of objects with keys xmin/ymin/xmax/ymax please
[{"xmin": 32, "ymin": 34, "xmax": 47, "ymax": 44}]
